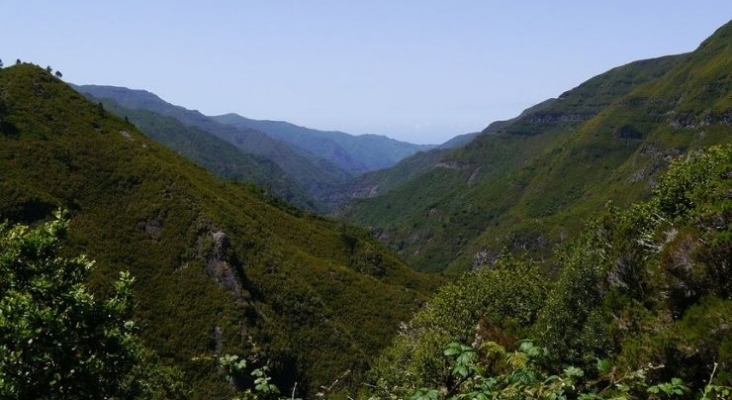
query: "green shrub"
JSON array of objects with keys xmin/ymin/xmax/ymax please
[
  {"xmin": 369, "ymin": 255, "xmax": 550, "ymax": 393},
  {"xmin": 0, "ymin": 211, "xmax": 186, "ymax": 399}
]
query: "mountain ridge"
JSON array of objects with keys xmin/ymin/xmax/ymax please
[
  {"xmin": 94, "ymin": 96, "xmax": 318, "ymax": 211},
  {"xmin": 326, "ymin": 99, "xmax": 559, "ymax": 209},
  {"xmin": 73, "ymin": 84, "xmax": 354, "ymax": 202},
  {"xmin": 342, "ymin": 27, "xmax": 731, "ymax": 274},
  {"xmin": 212, "ymin": 113, "xmax": 437, "ymax": 175},
  {"xmin": 1, "ymin": 64, "xmax": 443, "ymax": 397}
]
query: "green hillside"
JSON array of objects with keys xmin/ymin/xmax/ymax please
[
  {"xmin": 327, "ymin": 101, "xmax": 556, "ymax": 210},
  {"xmin": 74, "ymin": 85, "xmax": 354, "ymax": 200},
  {"xmin": 0, "ymin": 64, "xmax": 442, "ymax": 397},
  {"xmin": 328, "ymin": 148, "xmax": 448, "ymax": 210},
  {"xmin": 343, "ymin": 21, "xmax": 732, "ymax": 274},
  {"xmin": 95, "ymin": 97, "xmax": 318, "ymax": 211},
  {"xmin": 367, "ymin": 143, "xmax": 732, "ymax": 398},
  {"xmin": 212, "ymin": 113, "xmax": 436, "ymax": 175}
]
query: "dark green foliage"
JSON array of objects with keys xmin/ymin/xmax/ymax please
[
  {"xmin": 0, "ymin": 64, "xmax": 442, "ymax": 397},
  {"xmin": 94, "ymin": 97, "xmax": 319, "ymax": 211},
  {"xmin": 536, "ymin": 143, "xmax": 732, "ymax": 396},
  {"xmin": 655, "ymin": 146, "xmax": 732, "ymax": 220},
  {"xmin": 386, "ymin": 341, "xmax": 699, "ymax": 400},
  {"xmin": 368, "ymin": 143, "xmax": 732, "ymax": 398},
  {"xmin": 0, "ymin": 212, "xmax": 186, "ymax": 399},
  {"xmin": 531, "ymin": 145, "xmax": 732, "ymax": 387},
  {"xmin": 369, "ymin": 255, "xmax": 549, "ymax": 395},
  {"xmin": 73, "ymin": 85, "xmax": 355, "ymax": 201},
  {"xmin": 533, "ymin": 224, "xmax": 613, "ymax": 363}
]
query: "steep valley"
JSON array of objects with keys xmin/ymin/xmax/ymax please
[
  {"xmin": 1, "ymin": 17, "xmax": 732, "ymax": 400},
  {"xmin": 342, "ymin": 22, "xmax": 732, "ymax": 275},
  {"xmin": 0, "ymin": 64, "xmax": 442, "ymax": 398}
]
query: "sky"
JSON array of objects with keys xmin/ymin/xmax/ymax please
[{"xmin": 2, "ymin": 2, "xmax": 731, "ymax": 144}]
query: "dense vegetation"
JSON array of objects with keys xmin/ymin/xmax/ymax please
[
  {"xmin": 0, "ymin": 63, "xmax": 442, "ymax": 398},
  {"xmin": 94, "ymin": 97, "xmax": 318, "ymax": 211},
  {"xmin": 343, "ymin": 21, "xmax": 732, "ymax": 275},
  {"xmin": 74, "ymin": 84, "xmax": 354, "ymax": 201},
  {"xmin": 4, "ymin": 145, "xmax": 731, "ymax": 398},
  {"xmin": 1, "ymin": 19, "xmax": 731, "ymax": 400},
  {"xmin": 365, "ymin": 144, "xmax": 732, "ymax": 399},
  {"xmin": 342, "ymin": 53, "xmax": 685, "ymax": 273},
  {"xmin": 0, "ymin": 212, "xmax": 186, "ymax": 399},
  {"xmin": 327, "ymin": 114, "xmax": 516, "ymax": 209}
]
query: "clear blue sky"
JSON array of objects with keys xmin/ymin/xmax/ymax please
[{"xmin": 2, "ymin": 2, "xmax": 731, "ymax": 144}]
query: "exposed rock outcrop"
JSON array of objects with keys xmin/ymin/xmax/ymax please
[{"xmin": 204, "ymin": 229, "xmax": 242, "ymax": 297}]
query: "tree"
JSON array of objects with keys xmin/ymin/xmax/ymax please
[
  {"xmin": 0, "ymin": 210, "xmax": 170, "ymax": 398},
  {"xmin": 0, "ymin": 59, "xmax": 3, "ymax": 68},
  {"xmin": 45, "ymin": 65, "xmax": 52, "ymax": 74},
  {"xmin": 15, "ymin": 59, "xmax": 20, "ymax": 65},
  {"xmin": 55, "ymin": 70, "xmax": 63, "ymax": 79}
]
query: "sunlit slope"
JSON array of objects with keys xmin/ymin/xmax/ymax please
[
  {"xmin": 75, "ymin": 84, "xmax": 354, "ymax": 201},
  {"xmin": 0, "ymin": 64, "xmax": 442, "ymax": 397},
  {"xmin": 96, "ymin": 97, "xmax": 318, "ymax": 211},
  {"xmin": 344, "ymin": 21, "xmax": 732, "ymax": 274}
]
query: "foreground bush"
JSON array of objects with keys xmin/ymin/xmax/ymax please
[{"xmin": 0, "ymin": 211, "xmax": 185, "ymax": 399}]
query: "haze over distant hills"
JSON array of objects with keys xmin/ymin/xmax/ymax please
[
  {"xmin": 74, "ymin": 85, "xmax": 442, "ymax": 204},
  {"xmin": 73, "ymin": 84, "xmax": 354, "ymax": 202},
  {"xmin": 341, "ymin": 20, "xmax": 732, "ymax": 274},
  {"xmin": 212, "ymin": 113, "xmax": 436, "ymax": 174},
  {"xmin": 93, "ymin": 96, "xmax": 319, "ymax": 211}
]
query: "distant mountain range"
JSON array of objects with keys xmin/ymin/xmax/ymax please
[
  {"xmin": 211, "ymin": 113, "xmax": 436, "ymax": 174},
  {"xmin": 93, "ymin": 97, "xmax": 319, "ymax": 211},
  {"xmin": 73, "ymin": 85, "xmax": 448, "ymax": 209},
  {"xmin": 73, "ymin": 85, "xmax": 352, "ymax": 203}
]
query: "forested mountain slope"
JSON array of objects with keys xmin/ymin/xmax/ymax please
[
  {"xmin": 327, "ymin": 101, "xmax": 556, "ymax": 210},
  {"xmin": 344, "ymin": 21, "xmax": 732, "ymax": 274},
  {"xmin": 0, "ymin": 64, "xmax": 442, "ymax": 398},
  {"xmin": 327, "ymin": 148, "xmax": 448, "ymax": 209},
  {"xmin": 96, "ymin": 97, "xmax": 318, "ymax": 211},
  {"xmin": 367, "ymin": 143, "xmax": 732, "ymax": 398},
  {"xmin": 74, "ymin": 85, "xmax": 353, "ymax": 201}
]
